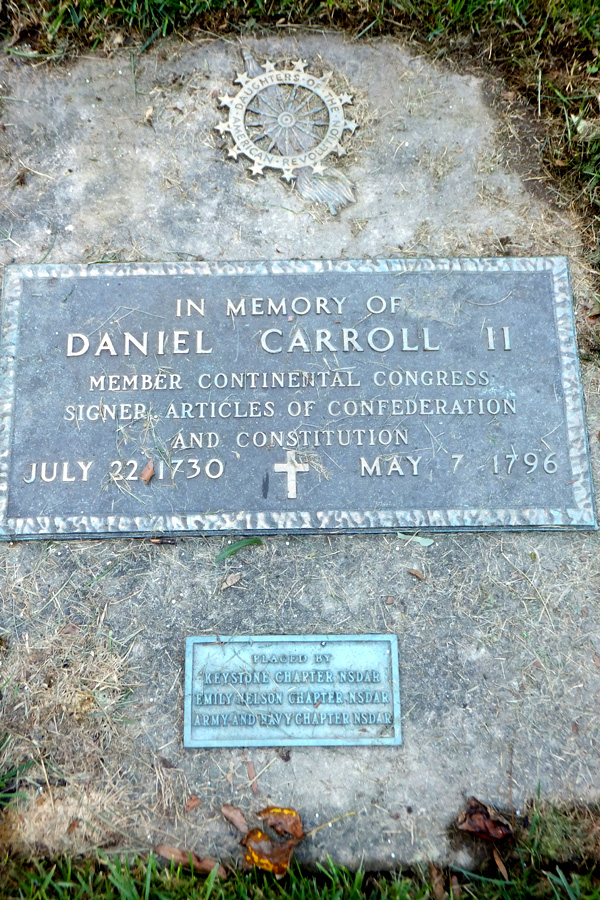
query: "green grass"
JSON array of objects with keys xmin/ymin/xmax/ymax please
[
  {"xmin": 1, "ymin": 0, "xmax": 599, "ymax": 261},
  {"xmin": 0, "ymin": 852, "xmax": 599, "ymax": 900},
  {"xmin": 3, "ymin": 0, "xmax": 600, "ymax": 47},
  {"xmin": 0, "ymin": 857, "xmax": 427, "ymax": 900},
  {"xmin": 0, "ymin": 736, "xmax": 34, "ymax": 810}
]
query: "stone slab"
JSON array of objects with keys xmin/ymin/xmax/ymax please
[
  {"xmin": 0, "ymin": 257, "xmax": 595, "ymax": 538},
  {"xmin": 183, "ymin": 634, "xmax": 401, "ymax": 747},
  {"xmin": 1, "ymin": 35, "xmax": 599, "ymax": 870}
]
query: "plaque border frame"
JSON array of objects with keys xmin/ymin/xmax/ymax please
[
  {"xmin": 0, "ymin": 257, "xmax": 596, "ymax": 538},
  {"xmin": 183, "ymin": 633, "xmax": 402, "ymax": 748}
]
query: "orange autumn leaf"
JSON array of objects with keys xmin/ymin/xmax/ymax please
[
  {"xmin": 257, "ymin": 806, "xmax": 304, "ymax": 839},
  {"xmin": 408, "ymin": 569, "xmax": 425, "ymax": 581},
  {"xmin": 241, "ymin": 828, "xmax": 296, "ymax": 878},
  {"xmin": 139, "ymin": 459, "xmax": 154, "ymax": 485}
]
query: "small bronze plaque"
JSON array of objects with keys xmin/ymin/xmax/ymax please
[
  {"xmin": 183, "ymin": 635, "xmax": 401, "ymax": 747},
  {"xmin": 0, "ymin": 258, "xmax": 595, "ymax": 538}
]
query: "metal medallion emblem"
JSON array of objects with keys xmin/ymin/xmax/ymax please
[{"xmin": 216, "ymin": 52, "xmax": 358, "ymax": 214}]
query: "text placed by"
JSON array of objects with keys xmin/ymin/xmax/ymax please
[{"xmin": 183, "ymin": 634, "xmax": 401, "ymax": 747}]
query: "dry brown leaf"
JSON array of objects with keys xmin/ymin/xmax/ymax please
[
  {"xmin": 493, "ymin": 846, "xmax": 509, "ymax": 880},
  {"xmin": 408, "ymin": 569, "xmax": 425, "ymax": 581},
  {"xmin": 241, "ymin": 828, "xmax": 296, "ymax": 878},
  {"xmin": 385, "ymin": 596, "xmax": 395, "ymax": 605},
  {"xmin": 60, "ymin": 623, "xmax": 80, "ymax": 635},
  {"xmin": 593, "ymin": 652, "xmax": 600, "ymax": 668},
  {"xmin": 222, "ymin": 803, "xmax": 249, "ymax": 835},
  {"xmin": 145, "ymin": 106, "xmax": 154, "ymax": 125},
  {"xmin": 429, "ymin": 862, "xmax": 446, "ymax": 900},
  {"xmin": 221, "ymin": 572, "xmax": 242, "ymax": 591},
  {"xmin": 247, "ymin": 761, "xmax": 258, "ymax": 793},
  {"xmin": 185, "ymin": 794, "xmax": 201, "ymax": 813},
  {"xmin": 457, "ymin": 797, "xmax": 512, "ymax": 841},
  {"xmin": 155, "ymin": 845, "xmax": 226, "ymax": 878},
  {"xmin": 67, "ymin": 818, "xmax": 80, "ymax": 834},
  {"xmin": 257, "ymin": 806, "xmax": 304, "ymax": 839},
  {"xmin": 139, "ymin": 459, "xmax": 154, "ymax": 485}
]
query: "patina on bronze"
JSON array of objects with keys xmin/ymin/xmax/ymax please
[
  {"xmin": 183, "ymin": 634, "xmax": 401, "ymax": 747},
  {"xmin": 0, "ymin": 258, "xmax": 595, "ymax": 540},
  {"xmin": 215, "ymin": 52, "xmax": 358, "ymax": 215}
]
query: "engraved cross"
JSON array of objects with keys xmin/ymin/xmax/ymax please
[{"xmin": 273, "ymin": 450, "xmax": 309, "ymax": 499}]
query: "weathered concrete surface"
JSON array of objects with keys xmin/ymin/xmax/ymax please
[{"xmin": 0, "ymin": 33, "xmax": 599, "ymax": 870}]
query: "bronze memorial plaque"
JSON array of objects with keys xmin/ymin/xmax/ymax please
[
  {"xmin": 184, "ymin": 634, "xmax": 401, "ymax": 747},
  {"xmin": 0, "ymin": 258, "xmax": 595, "ymax": 539}
]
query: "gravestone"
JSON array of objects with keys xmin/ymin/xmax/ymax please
[
  {"xmin": 0, "ymin": 35, "xmax": 598, "ymax": 872},
  {"xmin": 0, "ymin": 258, "xmax": 595, "ymax": 538}
]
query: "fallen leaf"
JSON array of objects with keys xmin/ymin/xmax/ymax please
[
  {"xmin": 429, "ymin": 862, "xmax": 446, "ymax": 900},
  {"xmin": 385, "ymin": 596, "xmax": 395, "ymax": 605},
  {"xmin": 408, "ymin": 569, "xmax": 425, "ymax": 581},
  {"xmin": 501, "ymin": 90, "xmax": 516, "ymax": 100},
  {"xmin": 67, "ymin": 818, "xmax": 80, "ymax": 834},
  {"xmin": 241, "ymin": 828, "xmax": 296, "ymax": 878},
  {"xmin": 257, "ymin": 806, "xmax": 304, "ymax": 839},
  {"xmin": 493, "ymin": 846, "xmax": 509, "ymax": 880},
  {"xmin": 221, "ymin": 572, "xmax": 242, "ymax": 591},
  {"xmin": 60, "ymin": 623, "xmax": 80, "ymax": 634},
  {"xmin": 139, "ymin": 459, "xmax": 154, "ymax": 485},
  {"xmin": 593, "ymin": 652, "xmax": 600, "ymax": 668},
  {"xmin": 155, "ymin": 845, "xmax": 226, "ymax": 878},
  {"xmin": 572, "ymin": 721, "xmax": 580, "ymax": 734},
  {"xmin": 215, "ymin": 537, "xmax": 263, "ymax": 562},
  {"xmin": 247, "ymin": 761, "xmax": 258, "ymax": 794},
  {"xmin": 185, "ymin": 794, "xmax": 201, "ymax": 813},
  {"xmin": 157, "ymin": 756, "xmax": 176, "ymax": 769},
  {"xmin": 145, "ymin": 105, "xmax": 154, "ymax": 125},
  {"xmin": 450, "ymin": 875, "xmax": 462, "ymax": 899},
  {"xmin": 222, "ymin": 803, "xmax": 249, "ymax": 835},
  {"xmin": 457, "ymin": 797, "xmax": 512, "ymax": 841}
]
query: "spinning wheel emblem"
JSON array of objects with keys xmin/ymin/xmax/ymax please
[{"xmin": 215, "ymin": 59, "xmax": 357, "ymax": 181}]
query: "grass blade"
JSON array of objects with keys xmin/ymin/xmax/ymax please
[{"xmin": 215, "ymin": 538, "xmax": 263, "ymax": 561}]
